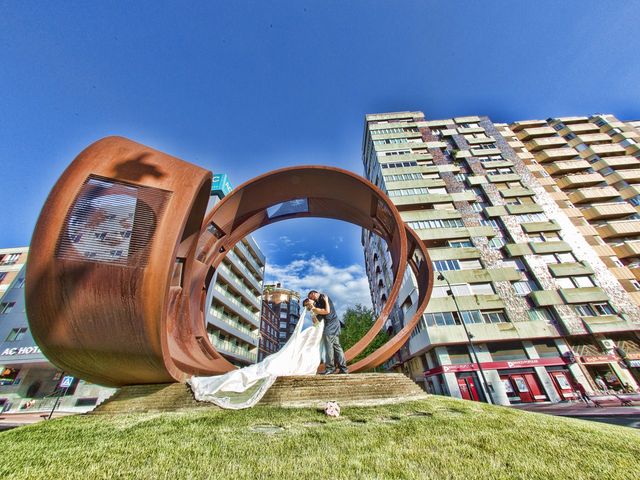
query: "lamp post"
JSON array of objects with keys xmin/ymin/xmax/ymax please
[{"xmin": 437, "ymin": 272, "xmax": 496, "ymax": 405}]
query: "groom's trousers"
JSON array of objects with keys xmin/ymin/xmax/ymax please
[{"xmin": 323, "ymin": 334, "xmax": 347, "ymax": 373}]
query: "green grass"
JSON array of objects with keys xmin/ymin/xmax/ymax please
[{"xmin": 1, "ymin": 396, "xmax": 639, "ymax": 480}]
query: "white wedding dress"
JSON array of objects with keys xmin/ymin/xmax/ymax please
[{"xmin": 188, "ymin": 309, "xmax": 324, "ymax": 409}]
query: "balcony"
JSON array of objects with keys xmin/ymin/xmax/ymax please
[
  {"xmin": 596, "ymin": 220, "xmax": 640, "ymax": 239},
  {"xmin": 582, "ymin": 203, "xmax": 637, "ymax": 220},
  {"xmin": 572, "ymin": 133, "xmax": 611, "ymax": 145},
  {"xmin": 559, "ymin": 287, "xmax": 608, "ymax": 304},
  {"xmin": 466, "ymin": 136, "xmax": 495, "ymax": 145},
  {"xmin": 556, "ymin": 173, "xmax": 605, "ymax": 189},
  {"xmin": 546, "ymin": 160, "xmax": 590, "ymax": 175},
  {"xmin": 611, "ymin": 131, "xmax": 640, "ymax": 143},
  {"xmin": 534, "ymin": 147, "xmax": 578, "ymax": 161},
  {"xmin": 217, "ymin": 264, "xmax": 262, "ymax": 310},
  {"xmin": 581, "ymin": 144, "xmax": 626, "ymax": 158},
  {"xmin": 516, "ymin": 126, "xmax": 556, "ymax": 141},
  {"xmin": 567, "ymin": 186, "xmax": 619, "ymax": 204},
  {"xmin": 509, "ymin": 120, "xmax": 547, "ymax": 132},
  {"xmin": 555, "ymin": 116, "xmax": 589, "ymax": 124},
  {"xmin": 529, "ymin": 241, "xmax": 572, "ymax": 254},
  {"xmin": 624, "ymin": 143, "xmax": 640, "ymax": 156},
  {"xmin": 592, "ymin": 156, "xmax": 640, "ymax": 171},
  {"xmin": 393, "ymin": 193, "xmax": 453, "ymax": 209},
  {"xmin": 457, "ymin": 126, "xmax": 485, "ymax": 134},
  {"xmin": 520, "ymin": 220, "xmax": 561, "ymax": 234},
  {"xmin": 620, "ymin": 185, "xmax": 640, "ymax": 200},
  {"xmin": 470, "ymin": 147, "xmax": 501, "ymax": 156},
  {"xmin": 208, "ymin": 308, "xmax": 259, "ymax": 347},
  {"xmin": 213, "ymin": 285, "xmax": 260, "ymax": 327},
  {"xmin": 505, "ymin": 204, "xmax": 544, "ymax": 215},
  {"xmin": 607, "ymin": 169, "xmax": 640, "ymax": 184},
  {"xmin": 500, "ymin": 187, "xmax": 535, "ymax": 198},
  {"xmin": 581, "ymin": 315, "xmax": 636, "ymax": 334},
  {"xmin": 525, "ymin": 137, "xmax": 567, "ymax": 151},
  {"xmin": 487, "ymin": 173, "xmax": 521, "ymax": 183},
  {"xmin": 613, "ymin": 241, "xmax": 640, "ymax": 259},
  {"xmin": 548, "ymin": 262, "xmax": 594, "ymax": 277},
  {"xmin": 560, "ymin": 123, "xmax": 600, "ymax": 135}
]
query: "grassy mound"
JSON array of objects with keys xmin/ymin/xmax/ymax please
[{"xmin": 1, "ymin": 396, "xmax": 638, "ymax": 479}]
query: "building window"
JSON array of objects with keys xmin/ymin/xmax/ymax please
[
  {"xmin": 488, "ymin": 341, "xmax": 527, "ymax": 360},
  {"xmin": 481, "ymin": 310, "xmax": 509, "ymax": 324},
  {"xmin": 470, "ymin": 283, "xmax": 494, "ymax": 295},
  {"xmin": 532, "ymin": 340, "xmax": 559, "ymax": 358},
  {"xmin": 527, "ymin": 307, "xmax": 556, "ymax": 323},
  {"xmin": 574, "ymin": 302, "xmax": 615, "ymax": 317},
  {"xmin": 448, "ymin": 240, "xmax": 473, "ymax": 248},
  {"xmin": 556, "ymin": 276, "xmax": 596, "ymax": 289},
  {"xmin": 433, "ymin": 260, "xmax": 460, "ymax": 271},
  {"xmin": 447, "ymin": 345, "xmax": 472, "ymax": 364},
  {"xmin": 0, "ymin": 272, "xmax": 7, "ymax": 282},
  {"xmin": 380, "ymin": 161, "xmax": 418, "ymax": 169},
  {"xmin": 0, "ymin": 302, "xmax": 16, "ymax": 314},
  {"xmin": 408, "ymin": 218, "xmax": 463, "ymax": 230},
  {"xmin": 5, "ymin": 327, "xmax": 27, "ymax": 342},
  {"xmin": 0, "ymin": 253, "xmax": 21, "ymax": 265},
  {"xmin": 513, "ymin": 275, "xmax": 539, "ymax": 295},
  {"xmin": 14, "ymin": 277, "xmax": 26, "ymax": 288}
]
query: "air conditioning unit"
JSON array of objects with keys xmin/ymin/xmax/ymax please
[{"xmin": 600, "ymin": 339, "xmax": 615, "ymax": 351}]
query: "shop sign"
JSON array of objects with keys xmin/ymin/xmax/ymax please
[
  {"xmin": 625, "ymin": 353, "xmax": 640, "ymax": 360},
  {"xmin": 424, "ymin": 357, "xmax": 568, "ymax": 376},
  {"xmin": 580, "ymin": 354, "xmax": 618, "ymax": 364},
  {"xmin": 1, "ymin": 346, "xmax": 41, "ymax": 356}
]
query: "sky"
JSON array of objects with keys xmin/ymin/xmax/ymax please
[{"xmin": 1, "ymin": 1, "xmax": 639, "ymax": 313}]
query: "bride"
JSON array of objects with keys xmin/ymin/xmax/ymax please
[{"xmin": 188, "ymin": 299, "xmax": 324, "ymax": 409}]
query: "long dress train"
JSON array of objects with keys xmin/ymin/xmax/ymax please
[{"xmin": 188, "ymin": 310, "xmax": 324, "ymax": 409}]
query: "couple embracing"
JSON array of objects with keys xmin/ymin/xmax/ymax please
[
  {"xmin": 189, "ymin": 289, "xmax": 349, "ymax": 409},
  {"xmin": 303, "ymin": 290, "xmax": 348, "ymax": 375}
]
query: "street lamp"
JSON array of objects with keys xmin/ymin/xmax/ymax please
[{"xmin": 437, "ymin": 272, "xmax": 496, "ymax": 405}]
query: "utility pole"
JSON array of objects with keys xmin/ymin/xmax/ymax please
[{"xmin": 437, "ymin": 272, "xmax": 496, "ymax": 405}]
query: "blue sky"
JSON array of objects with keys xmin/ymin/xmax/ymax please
[{"xmin": 2, "ymin": 1, "xmax": 639, "ymax": 310}]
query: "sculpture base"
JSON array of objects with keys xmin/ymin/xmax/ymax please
[{"xmin": 92, "ymin": 373, "xmax": 427, "ymax": 414}]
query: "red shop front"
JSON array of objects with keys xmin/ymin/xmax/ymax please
[{"xmin": 425, "ymin": 357, "xmax": 573, "ymax": 404}]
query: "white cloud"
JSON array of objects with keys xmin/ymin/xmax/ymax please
[{"xmin": 265, "ymin": 255, "xmax": 371, "ymax": 317}]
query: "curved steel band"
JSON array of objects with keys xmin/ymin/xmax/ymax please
[{"xmin": 26, "ymin": 137, "xmax": 433, "ymax": 386}]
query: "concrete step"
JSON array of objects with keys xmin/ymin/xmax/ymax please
[{"xmin": 92, "ymin": 373, "xmax": 428, "ymax": 414}]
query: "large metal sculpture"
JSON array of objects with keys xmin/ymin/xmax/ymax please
[{"xmin": 26, "ymin": 137, "xmax": 433, "ymax": 387}]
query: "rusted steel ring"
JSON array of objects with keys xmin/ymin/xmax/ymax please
[{"xmin": 26, "ymin": 137, "xmax": 433, "ymax": 386}]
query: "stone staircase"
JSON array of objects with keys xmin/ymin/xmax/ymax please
[{"xmin": 92, "ymin": 373, "xmax": 427, "ymax": 414}]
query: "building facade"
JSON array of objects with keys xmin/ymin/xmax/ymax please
[
  {"xmin": 262, "ymin": 283, "xmax": 301, "ymax": 349},
  {"xmin": 0, "ymin": 248, "xmax": 116, "ymax": 413},
  {"xmin": 363, "ymin": 111, "xmax": 640, "ymax": 405},
  {"xmin": 204, "ymin": 174, "xmax": 266, "ymax": 366},
  {"xmin": 259, "ymin": 301, "xmax": 279, "ymax": 361}
]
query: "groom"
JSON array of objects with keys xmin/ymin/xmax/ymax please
[{"xmin": 307, "ymin": 290, "xmax": 348, "ymax": 374}]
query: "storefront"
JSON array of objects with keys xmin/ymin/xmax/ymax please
[
  {"xmin": 580, "ymin": 354, "xmax": 624, "ymax": 391},
  {"xmin": 425, "ymin": 357, "xmax": 575, "ymax": 405},
  {"xmin": 625, "ymin": 354, "xmax": 640, "ymax": 385}
]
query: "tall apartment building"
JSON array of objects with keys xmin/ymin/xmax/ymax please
[
  {"xmin": 0, "ymin": 247, "xmax": 115, "ymax": 413},
  {"xmin": 262, "ymin": 283, "xmax": 301, "ymax": 349},
  {"xmin": 363, "ymin": 111, "xmax": 640, "ymax": 406},
  {"xmin": 205, "ymin": 174, "xmax": 266, "ymax": 366}
]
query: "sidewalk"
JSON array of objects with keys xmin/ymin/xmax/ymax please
[
  {"xmin": 512, "ymin": 401, "xmax": 640, "ymax": 417},
  {"xmin": 0, "ymin": 411, "xmax": 77, "ymax": 431}
]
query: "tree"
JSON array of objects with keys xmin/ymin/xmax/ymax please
[{"xmin": 340, "ymin": 304, "xmax": 389, "ymax": 363}]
